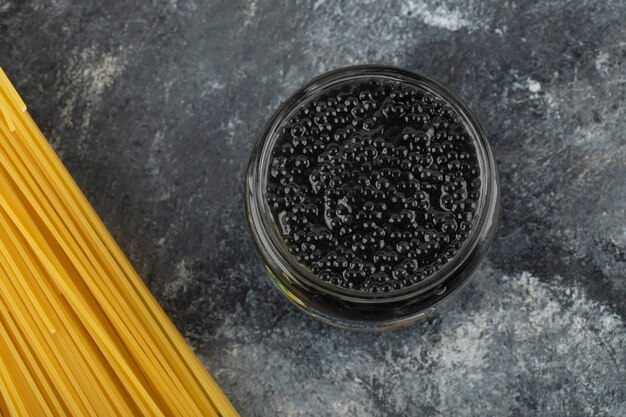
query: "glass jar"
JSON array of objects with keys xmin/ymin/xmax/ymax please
[{"xmin": 245, "ymin": 65, "xmax": 499, "ymax": 330}]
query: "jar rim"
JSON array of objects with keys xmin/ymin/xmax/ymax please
[{"xmin": 246, "ymin": 65, "xmax": 499, "ymax": 322}]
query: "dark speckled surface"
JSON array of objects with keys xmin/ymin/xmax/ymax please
[{"xmin": 1, "ymin": 1, "xmax": 625, "ymax": 416}]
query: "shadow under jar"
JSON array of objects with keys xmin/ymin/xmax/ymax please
[{"xmin": 246, "ymin": 65, "xmax": 500, "ymax": 330}]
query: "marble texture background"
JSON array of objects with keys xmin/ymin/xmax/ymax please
[{"xmin": 1, "ymin": 1, "xmax": 625, "ymax": 416}]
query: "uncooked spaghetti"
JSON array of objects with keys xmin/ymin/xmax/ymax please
[{"xmin": 0, "ymin": 67, "xmax": 239, "ymax": 417}]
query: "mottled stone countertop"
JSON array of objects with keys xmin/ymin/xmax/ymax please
[{"xmin": 1, "ymin": 1, "xmax": 625, "ymax": 416}]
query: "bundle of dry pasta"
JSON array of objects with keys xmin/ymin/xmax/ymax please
[{"xmin": 0, "ymin": 67, "xmax": 239, "ymax": 417}]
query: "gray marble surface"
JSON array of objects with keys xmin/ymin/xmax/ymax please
[{"xmin": 1, "ymin": 1, "xmax": 625, "ymax": 416}]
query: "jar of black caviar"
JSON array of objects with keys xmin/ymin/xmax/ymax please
[{"xmin": 246, "ymin": 65, "xmax": 499, "ymax": 330}]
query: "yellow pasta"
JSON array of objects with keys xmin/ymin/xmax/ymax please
[{"xmin": 0, "ymin": 67, "xmax": 239, "ymax": 417}]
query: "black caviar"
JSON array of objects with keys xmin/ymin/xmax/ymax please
[{"xmin": 265, "ymin": 77, "xmax": 481, "ymax": 293}]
